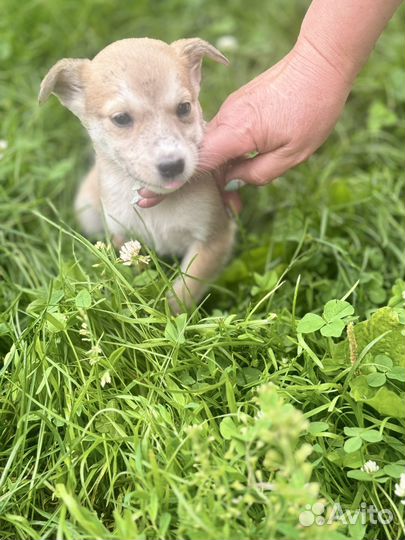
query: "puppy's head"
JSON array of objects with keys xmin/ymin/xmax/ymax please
[{"xmin": 39, "ymin": 38, "xmax": 228, "ymax": 193}]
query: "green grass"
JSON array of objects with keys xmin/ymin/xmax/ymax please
[{"xmin": 1, "ymin": 1, "xmax": 405, "ymax": 539}]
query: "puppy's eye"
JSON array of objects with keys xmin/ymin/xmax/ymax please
[
  {"xmin": 111, "ymin": 113, "xmax": 133, "ymax": 127},
  {"xmin": 176, "ymin": 102, "xmax": 191, "ymax": 118}
]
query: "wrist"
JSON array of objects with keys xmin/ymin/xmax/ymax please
[
  {"xmin": 294, "ymin": 0, "xmax": 402, "ymax": 87},
  {"xmin": 292, "ymin": 33, "xmax": 357, "ymax": 89}
]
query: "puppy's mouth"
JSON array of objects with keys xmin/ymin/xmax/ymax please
[
  {"xmin": 128, "ymin": 172, "xmax": 190, "ymax": 195},
  {"xmin": 121, "ymin": 160, "xmax": 193, "ymax": 195},
  {"xmin": 162, "ymin": 178, "xmax": 186, "ymax": 191},
  {"xmin": 134, "ymin": 177, "xmax": 188, "ymax": 194}
]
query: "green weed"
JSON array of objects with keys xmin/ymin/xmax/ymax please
[{"xmin": 0, "ymin": 1, "xmax": 404, "ymax": 539}]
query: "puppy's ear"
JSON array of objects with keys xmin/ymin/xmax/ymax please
[
  {"xmin": 171, "ymin": 38, "xmax": 229, "ymax": 94},
  {"xmin": 38, "ymin": 58, "xmax": 90, "ymax": 117}
]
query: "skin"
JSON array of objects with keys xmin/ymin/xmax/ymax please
[{"xmin": 140, "ymin": 0, "xmax": 402, "ymax": 210}]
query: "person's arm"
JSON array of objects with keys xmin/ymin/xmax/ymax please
[
  {"xmin": 298, "ymin": 0, "xmax": 402, "ymax": 85},
  {"xmin": 197, "ymin": 0, "xmax": 402, "ymax": 186}
]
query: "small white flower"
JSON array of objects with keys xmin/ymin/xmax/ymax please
[
  {"xmin": 216, "ymin": 35, "xmax": 239, "ymax": 52},
  {"xmin": 119, "ymin": 240, "xmax": 142, "ymax": 266},
  {"xmin": 86, "ymin": 344, "xmax": 103, "ymax": 364},
  {"xmin": 394, "ymin": 473, "xmax": 405, "ymax": 499},
  {"xmin": 94, "ymin": 241, "xmax": 106, "ymax": 250},
  {"xmin": 79, "ymin": 321, "xmax": 89, "ymax": 335},
  {"xmin": 361, "ymin": 460, "xmax": 380, "ymax": 474},
  {"xmin": 87, "ymin": 344, "xmax": 102, "ymax": 356},
  {"xmin": 100, "ymin": 370, "xmax": 111, "ymax": 387}
]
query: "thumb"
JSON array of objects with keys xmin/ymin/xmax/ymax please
[
  {"xmin": 226, "ymin": 149, "xmax": 293, "ymax": 186},
  {"xmin": 198, "ymin": 117, "xmax": 253, "ymax": 172}
]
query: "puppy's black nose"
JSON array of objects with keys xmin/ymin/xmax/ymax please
[{"xmin": 158, "ymin": 158, "xmax": 185, "ymax": 179}]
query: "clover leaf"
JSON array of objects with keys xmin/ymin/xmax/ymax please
[
  {"xmin": 343, "ymin": 427, "xmax": 382, "ymax": 453},
  {"xmin": 297, "ymin": 299, "xmax": 354, "ymax": 338},
  {"xmin": 323, "ymin": 299, "xmax": 354, "ymax": 322},
  {"xmin": 296, "ymin": 313, "xmax": 325, "ymax": 333},
  {"xmin": 364, "ymin": 354, "xmax": 405, "ymax": 388},
  {"xmin": 366, "ymin": 372, "xmax": 386, "ymax": 387}
]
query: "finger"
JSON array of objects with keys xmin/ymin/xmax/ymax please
[
  {"xmin": 198, "ymin": 119, "xmax": 253, "ymax": 172},
  {"xmin": 138, "ymin": 187, "xmax": 160, "ymax": 199},
  {"xmin": 137, "ymin": 196, "xmax": 164, "ymax": 208},
  {"xmin": 224, "ymin": 191, "xmax": 242, "ymax": 215},
  {"xmin": 225, "ymin": 149, "xmax": 294, "ymax": 186}
]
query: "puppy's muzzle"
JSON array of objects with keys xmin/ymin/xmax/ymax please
[{"xmin": 157, "ymin": 158, "xmax": 185, "ymax": 179}]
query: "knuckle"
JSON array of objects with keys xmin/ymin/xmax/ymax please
[
  {"xmin": 295, "ymin": 148, "xmax": 313, "ymax": 165},
  {"xmin": 218, "ymin": 98, "xmax": 256, "ymax": 140},
  {"xmin": 250, "ymin": 169, "xmax": 269, "ymax": 185},
  {"xmin": 281, "ymin": 143, "xmax": 313, "ymax": 166}
]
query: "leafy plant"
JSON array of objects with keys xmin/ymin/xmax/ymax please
[
  {"xmin": 0, "ymin": 2, "xmax": 404, "ymax": 540},
  {"xmin": 343, "ymin": 427, "xmax": 382, "ymax": 453},
  {"xmin": 297, "ymin": 299, "xmax": 355, "ymax": 337},
  {"xmin": 364, "ymin": 354, "xmax": 405, "ymax": 387}
]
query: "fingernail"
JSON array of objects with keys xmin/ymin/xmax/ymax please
[
  {"xmin": 224, "ymin": 179, "xmax": 246, "ymax": 192},
  {"xmin": 137, "ymin": 199, "xmax": 149, "ymax": 208}
]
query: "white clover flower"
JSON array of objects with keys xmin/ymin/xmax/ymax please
[
  {"xmin": 100, "ymin": 370, "xmax": 111, "ymax": 387},
  {"xmin": 361, "ymin": 460, "xmax": 380, "ymax": 474},
  {"xmin": 94, "ymin": 241, "xmax": 106, "ymax": 250},
  {"xmin": 394, "ymin": 473, "xmax": 405, "ymax": 502},
  {"xmin": 119, "ymin": 240, "xmax": 143, "ymax": 266},
  {"xmin": 216, "ymin": 35, "xmax": 239, "ymax": 52}
]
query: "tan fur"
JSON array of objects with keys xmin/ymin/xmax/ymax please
[{"xmin": 39, "ymin": 37, "xmax": 234, "ymax": 312}]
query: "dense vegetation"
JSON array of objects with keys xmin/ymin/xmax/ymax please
[{"xmin": 0, "ymin": 1, "xmax": 404, "ymax": 539}]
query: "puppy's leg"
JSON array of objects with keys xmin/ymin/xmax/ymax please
[
  {"xmin": 74, "ymin": 165, "xmax": 103, "ymax": 236},
  {"xmin": 169, "ymin": 222, "xmax": 235, "ymax": 313}
]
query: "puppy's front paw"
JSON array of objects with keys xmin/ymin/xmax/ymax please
[
  {"xmin": 166, "ymin": 292, "xmax": 184, "ymax": 315},
  {"xmin": 167, "ymin": 279, "xmax": 197, "ymax": 314}
]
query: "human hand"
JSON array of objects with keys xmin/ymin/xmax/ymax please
[
  {"xmin": 135, "ymin": 42, "xmax": 350, "ymax": 210},
  {"xmin": 135, "ymin": 168, "xmax": 242, "ymax": 214},
  {"xmin": 199, "ymin": 41, "xmax": 353, "ymax": 186},
  {"xmin": 134, "ymin": 187, "xmax": 165, "ymax": 209}
]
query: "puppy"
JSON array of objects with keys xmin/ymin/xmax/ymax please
[{"xmin": 39, "ymin": 38, "xmax": 235, "ymax": 312}]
